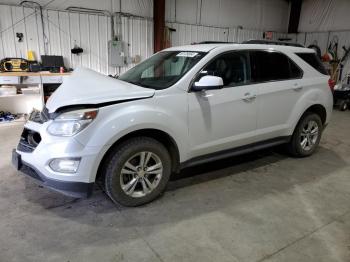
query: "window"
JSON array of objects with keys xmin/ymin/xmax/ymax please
[
  {"xmin": 119, "ymin": 51, "xmax": 206, "ymax": 90},
  {"xmin": 250, "ymin": 51, "xmax": 303, "ymax": 82},
  {"xmin": 198, "ymin": 51, "xmax": 250, "ymax": 87},
  {"xmin": 296, "ymin": 53, "xmax": 328, "ymax": 75},
  {"xmin": 290, "ymin": 59, "xmax": 303, "ymax": 79}
]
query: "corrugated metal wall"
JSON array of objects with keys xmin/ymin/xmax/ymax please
[
  {"xmin": 1, "ymin": 0, "xmax": 154, "ymax": 19},
  {"xmin": 167, "ymin": 23, "xmax": 229, "ymax": 45},
  {"xmin": 0, "ymin": 4, "xmax": 153, "ymax": 75},
  {"xmin": 167, "ymin": 22, "xmax": 288, "ymax": 46},
  {"xmin": 288, "ymin": 30, "xmax": 350, "ymax": 80},
  {"xmin": 1, "ymin": 3, "xmax": 290, "ymax": 77},
  {"xmin": 298, "ymin": 0, "xmax": 350, "ymax": 32},
  {"xmin": 121, "ymin": 16, "xmax": 153, "ymax": 73},
  {"xmin": 288, "ymin": 31, "xmax": 350, "ymax": 58},
  {"xmin": 165, "ymin": 0, "xmax": 290, "ymax": 32}
]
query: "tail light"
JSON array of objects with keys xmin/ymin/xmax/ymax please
[{"xmin": 328, "ymin": 78, "xmax": 336, "ymax": 92}]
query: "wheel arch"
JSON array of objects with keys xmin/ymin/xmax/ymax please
[
  {"xmin": 287, "ymin": 104, "xmax": 326, "ymax": 157},
  {"xmin": 291, "ymin": 103, "xmax": 327, "ymax": 136},
  {"xmin": 303, "ymin": 104, "xmax": 327, "ymax": 125},
  {"xmin": 95, "ymin": 128, "xmax": 181, "ymax": 183}
]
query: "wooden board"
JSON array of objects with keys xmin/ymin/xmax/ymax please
[{"xmin": 0, "ymin": 71, "xmax": 71, "ymax": 76}]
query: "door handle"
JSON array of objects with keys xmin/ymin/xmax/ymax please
[
  {"xmin": 293, "ymin": 83, "xmax": 303, "ymax": 91},
  {"xmin": 242, "ymin": 93, "xmax": 257, "ymax": 102}
]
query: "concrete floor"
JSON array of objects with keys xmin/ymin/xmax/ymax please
[{"xmin": 0, "ymin": 111, "xmax": 349, "ymax": 262}]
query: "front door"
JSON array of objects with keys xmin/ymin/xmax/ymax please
[{"xmin": 188, "ymin": 51, "xmax": 258, "ymax": 158}]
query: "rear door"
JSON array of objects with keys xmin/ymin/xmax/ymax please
[
  {"xmin": 250, "ymin": 50, "xmax": 304, "ymax": 141},
  {"xmin": 188, "ymin": 51, "xmax": 258, "ymax": 158}
]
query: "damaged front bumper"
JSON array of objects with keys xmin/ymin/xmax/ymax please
[{"xmin": 12, "ymin": 149, "xmax": 94, "ymax": 198}]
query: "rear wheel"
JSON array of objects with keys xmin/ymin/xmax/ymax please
[
  {"xmin": 287, "ymin": 113, "xmax": 323, "ymax": 157},
  {"xmin": 339, "ymin": 100, "xmax": 348, "ymax": 111},
  {"xmin": 103, "ymin": 137, "xmax": 171, "ymax": 206}
]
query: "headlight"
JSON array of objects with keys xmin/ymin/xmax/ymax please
[{"xmin": 47, "ymin": 108, "xmax": 98, "ymax": 136}]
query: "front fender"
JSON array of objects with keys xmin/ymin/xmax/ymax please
[{"xmin": 75, "ymin": 97, "xmax": 189, "ymax": 162}]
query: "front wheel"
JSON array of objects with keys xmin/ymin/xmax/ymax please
[
  {"xmin": 103, "ymin": 137, "xmax": 171, "ymax": 206},
  {"xmin": 287, "ymin": 113, "xmax": 323, "ymax": 157}
]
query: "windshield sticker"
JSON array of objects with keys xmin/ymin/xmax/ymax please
[{"xmin": 176, "ymin": 52, "xmax": 199, "ymax": 57}]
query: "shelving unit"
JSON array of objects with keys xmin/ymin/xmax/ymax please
[{"xmin": 0, "ymin": 71, "xmax": 70, "ymax": 125}]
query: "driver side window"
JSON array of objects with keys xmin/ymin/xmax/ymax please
[{"xmin": 199, "ymin": 51, "xmax": 250, "ymax": 87}]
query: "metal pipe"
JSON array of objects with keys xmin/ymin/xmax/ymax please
[{"xmin": 66, "ymin": 6, "xmax": 115, "ymax": 39}]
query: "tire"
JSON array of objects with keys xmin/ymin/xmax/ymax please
[
  {"xmin": 103, "ymin": 137, "xmax": 171, "ymax": 207},
  {"xmin": 287, "ymin": 113, "xmax": 323, "ymax": 157},
  {"xmin": 339, "ymin": 101, "xmax": 348, "ymax": 111}
]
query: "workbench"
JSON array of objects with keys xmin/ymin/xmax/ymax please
[{"xmin": 0, "ymin": 72, "xmax": 71, "ymax": 121}]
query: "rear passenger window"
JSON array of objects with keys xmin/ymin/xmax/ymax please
[
  {"xmin": 250, "ymin": 51, "xmax": 303, "ymax": 83},
  {"xmin": 296, "ymin": 53, "xmax": 328, "ymax": 75},
  {"xmin": 290, "ymin": 60, "xmax": 303, "ymax": 79}
]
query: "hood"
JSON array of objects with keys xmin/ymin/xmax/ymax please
[{"xmin": 46, "ymin": 67, "xmax": 155, "ymax": 113}]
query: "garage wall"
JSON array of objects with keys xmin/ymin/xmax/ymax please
[
  {"xmin": 166, "ymin": 0, "xmax": 290, "ymax": 48},
  {"xmin": 0, "ymin": 4, "xmax": 153, "ymax": 75},
  {"xmin": 298, "ymin": 0, "xmax": 350, "ymax": 32},
  {"xmin": 287, "ymin": 30, "xmax": 350, "ymax": 81},
  {"xmin": 288, "ymin": 0, "xmax": 350, "ymax": 61},
  {"xmin": 289, "ymin": 31, "xmax": 350, "ymax": 55},
  {"xmin": 0, "ymin": 0, "xmax": 153, "ymax": 18},
  {"xmin": 1, "ymin": 0, "xmax": 290, "ymax": 31},
  {"xmin": 0, "ymin": 0, "xmax": 291, "ymax": 76},
  {"xmin": 165, "ymin": 0, "xmax": 290, "ymax": 32},
  {"xmin": 167, "ymin": 22, "xmax": 288, "ymax": 46},
  {"xmin": 166, "ymin": 23, "xmax": 229, "ymax": 45},
  {"xmin": 288, "ymin": 0, "xmax": 350, "ymax": 77}
]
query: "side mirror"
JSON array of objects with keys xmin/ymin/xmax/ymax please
[{"xmin": 192, "ymin": 75, "xmax": 224, "ymax": 91}]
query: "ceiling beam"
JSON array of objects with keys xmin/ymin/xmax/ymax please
[
  {"xmin": 153, "ymin": 0, "xmax": 165, "ymax": 53},
  {"xmin": 288, "ymin": 0, "xmax": 303, "ymax": 33}
]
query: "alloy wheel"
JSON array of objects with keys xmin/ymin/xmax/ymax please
[
  {"xmin": 120, "ymin": 151, "xmax": 163, "ymax": 198},
  {"xmin": 300, "ymin": 120, "xmax": 319, "ymax": 151}
]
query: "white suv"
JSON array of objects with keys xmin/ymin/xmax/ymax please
[{"xmin": 12, "ymin": 43, "xmax": 333, "ymax": 206}]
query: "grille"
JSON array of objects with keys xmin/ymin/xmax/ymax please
[{"xmin": 17, "ymin": 128, "xmax": 41, "ymax": 153}]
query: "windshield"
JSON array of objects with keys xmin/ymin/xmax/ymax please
[{"xmin": 119, "ymin": 51, "xmax": 206, "ymax": 90}]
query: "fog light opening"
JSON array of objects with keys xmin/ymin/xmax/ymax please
[{"xmin": 49, "ymin": 158, "xmax": 81, "ymax": 173}]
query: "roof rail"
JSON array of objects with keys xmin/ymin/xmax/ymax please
[
  {"xmin": 192, "ymin": 41, "xmax": 237, "ymax": 44},
  {"xmin": 242, "ymin": 39, "xmax": 304, "ymax": 47}
]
